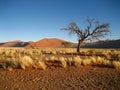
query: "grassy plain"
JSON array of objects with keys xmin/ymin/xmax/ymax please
[
  {"xmin": 0, "ymin": 47, "xmax": 120, "ymax": 70},
  {"xmin": 0, "ymin": 47, "xmax": 120, "ymax": 89}
]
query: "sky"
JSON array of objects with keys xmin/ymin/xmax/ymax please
[{"xmin": 0, "ymin": 0, "xmax": 120, "ymax": 42}]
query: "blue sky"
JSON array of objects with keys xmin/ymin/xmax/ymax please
[{"xmin": 0, "ymin": 0, "xmax": 120, "ymax": 42}]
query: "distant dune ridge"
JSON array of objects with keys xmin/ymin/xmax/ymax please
[
  {"xmin": 0, "ymin": 38, "xmax": 120, "ymax": 48},
  {"xmin": 0, "ymin": 40, "xmax": 28, "ymax": 47},
  {"xmin": 26, "ymin": 38, "xmax": 67, "ymax": 48},
  {"xmin": 0, "ymin": 38, "xmax": 75, "ymax": 48}
]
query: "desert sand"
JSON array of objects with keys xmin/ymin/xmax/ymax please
[{"xmin": 0, "ymin": 65, "xmax": 120, "ymax": 90}]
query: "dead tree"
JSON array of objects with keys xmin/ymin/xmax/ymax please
[{"xmin": 63, "ymin": 18, "xmax": 110, "ymax": 53}]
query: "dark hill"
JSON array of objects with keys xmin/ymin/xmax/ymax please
[{"xmin": 82, "ymin": 39, "xmax": 120, "ymax": 48}]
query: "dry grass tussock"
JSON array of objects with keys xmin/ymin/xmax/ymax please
[
  {"xmin": 112, "ymin": 61, "xmax": 120, "ymax": 69},
  {"xmin": 73, "ymin": 56, "xmax": 82, "ymax": 66},
  {"xmin": 5, "ymin": 55, "xmax": 120, "ymax": 70},
  {"xmin": 33, "ymin": 61, "xmax": 46, "ymax": 70},
  {"xmin": 59, "ymin": 57, "xmax": 67, "ymax": 68},
  {"xmin": 5, "ymin": 56, "xmax": 46, "ymax": 70},
  {"xmin": 82, "ymin": 59, "xmax": 91, "ymax": 66},
  {"xmin": 1, "ymin": 48, "xmax": 120, "ymax": 70},
  {"xmin": 20, "ymin": 56, "xmax": 34, "ymax": 69}
]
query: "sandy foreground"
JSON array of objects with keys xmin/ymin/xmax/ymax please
[{"xmin": 0, "ymin": 65, "xmax": 120, "ymax": 90}]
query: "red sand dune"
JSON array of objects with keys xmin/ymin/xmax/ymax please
[
  {"xmin": 27, "ymin": 38, "xmax": 67, "ymax": 48},
  {"xmin": 0, "ymin": 38, "xmax": 74, "ymax": 48}
]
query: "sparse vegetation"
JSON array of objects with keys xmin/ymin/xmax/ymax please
[{"xmin": 0, "ymin": 48, "xmax": 120, "ymax": 70}]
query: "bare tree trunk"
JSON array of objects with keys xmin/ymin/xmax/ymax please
[
  {"xmin": 77, "ymin": 39, "xmax": 84, "ymax": 53},
  {"xmin": 77, "ymin": 40, "xmax": 80, "ymax": 53}
]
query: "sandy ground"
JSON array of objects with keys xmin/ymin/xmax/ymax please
[{"xmin": 0, "ymin": 65, "xmax": 120, "ymax": 90}]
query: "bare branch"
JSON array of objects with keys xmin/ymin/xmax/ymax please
[
  {"xmin": 84, "ymin": 18, "xmax": 93, "ymax": 38},
  {"xmin": 90, "ymin": 23, "xmax": 110, "ymax": 38},
  {"xmin": 62, "ymin": 17, "xmax": 110, "ymax": 52},
  {"xmin": 62, "ymin": 22, "xmax": 84, "ymax": 39}
]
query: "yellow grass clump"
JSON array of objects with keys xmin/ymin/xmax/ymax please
[
  {"xmin": 73, "ymin": 56, "xmax": 82, "ymax": 67},
  {"xmin": 96, "ymin": 56, "xmax": 104, "ymax": 64},
  {"xmin": 59, "ymin": 57, "xmax": 67, "ymax": 68},
  {"xmin": 6, "ymin": 58, "xmax": 21, "ymax": 69},
  {"xmin": 49, "ymin": 56, "xmax": 55, "ymax": 61},
  {"xmin": 6, "ymin": 56, "xmax": 47, "ymax": 70},
  {"xmin": 82, "ymin": 59, "xmax": 91, "ymax": 66},
  {"xmin": 90, "ymin": 56, "xmax": 97, "ymax": 64},
  {"xmin": 20, "ymin": 56, "xmax": 34, "ymax": 69},
  {"xmin": 33, "ymin": 61, "xmax": 46, "ymax": 70},
  {"xmin": 112, "ymin": 61, "xmax": 120, "ymax": 69},
  {"xmin": 103, "ymin": 60, "xmax": 111, "ymax": 66},
  {"xmin": 90, "ymin": 56, "xmax": 112, "ymax": 67},
  {"xmin": 66, "ymin": 57, "xmax": 73, "ymax": 66}
]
